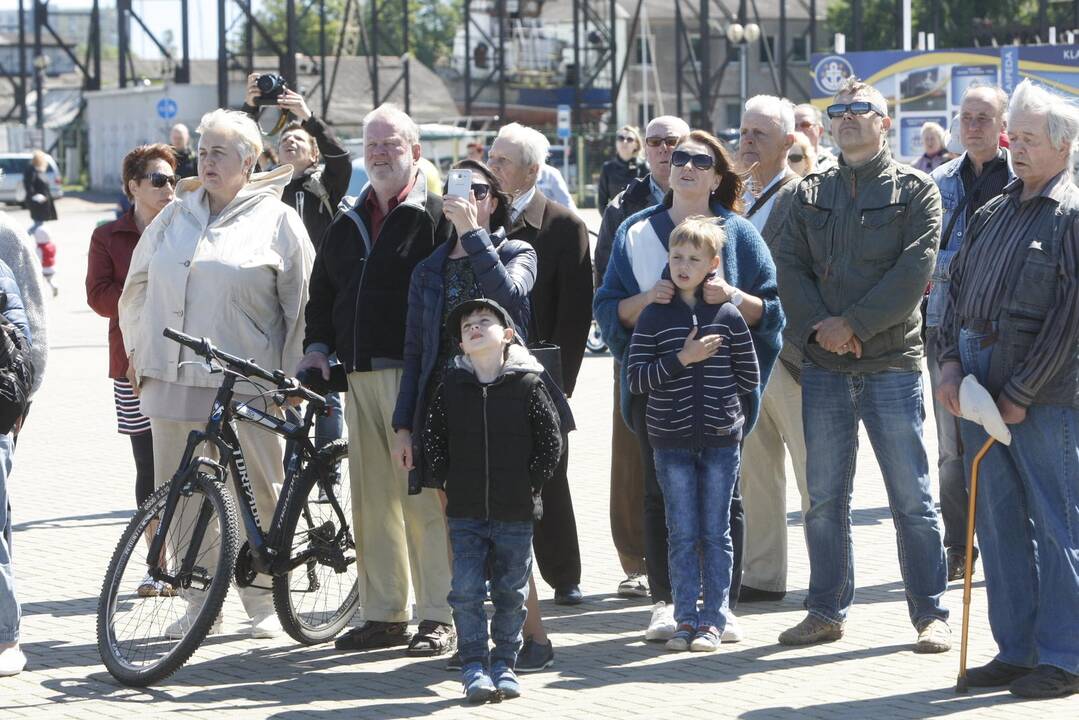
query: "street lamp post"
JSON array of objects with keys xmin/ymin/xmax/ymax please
[
  {"xmin": 725, "ymin": 22, "xmax": 760, "ymax": 126},
  {"xmin": 33, "ymin": 53, "xmax": 49, "ymax": 131}
]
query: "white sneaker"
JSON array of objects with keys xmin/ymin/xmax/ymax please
[
  {"xmin": 0, "ymin": 645, "xmax": 27, "ymax": 676},
  {"xmin": 722, "ymin": 612, "xmax": 744, "ymax": 643},
  {"xmin": 644, "ymin": 601, "xmax": 676, "ymax": 641},
  {"xmin": 165, "ymin": 609, "xmax": 223, "ymax": 640},
  {"xmin": 249, "ymin": 612, "xmax": 282, "ymax": 639}
]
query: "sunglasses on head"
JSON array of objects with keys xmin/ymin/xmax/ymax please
[
  {"xmin": 670, "ymin": 150, "xmax": 715, "ymax": 170},
  {"xmin": 826, "ymin": 101, "xmax": 887, "ymax": 119},
  {"xmin": 645, "ymin": 136, "xmax": 680, "ymax": 148},
  {"xmin": 144, "ymin": 172, "xmax": 179, "ymax": 188},
  {"xmin": 788, "ymin": 153, "xmax": 806, "ymax": 163},
  {"xmin": 616, "ymin": 134, "xmax": 636, "ymax": 143}
]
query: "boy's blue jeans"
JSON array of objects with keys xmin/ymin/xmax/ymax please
[
  {"xmin": 448, "ymin": 517, "xmax": 533, "ymax": 667},
  {"xmin": 1, "ymin": 433, "xmax": 19, "ymax": 644},
  {"xmin": 957, "ymin": 327, "xmax": 1079, "ymax": 674},
  {"xmin": 653, "ymin": 445, "xmax": 740, "ymax": 629},
  {"xmin": 801, "ymin": 364, "xmax": 949, "ymax": 627}
]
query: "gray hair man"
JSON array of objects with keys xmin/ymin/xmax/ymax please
[
  {"xmin": 298, "ymin": 103, "xmax": 456, "ymax": 656},
  {"xmin": 935, "ymin": 79, "xmax": 1079, "ymax": 699},
  {"xmin": 169, "ymin": 122, "xmax": 197, "ymax": 177},
  {"xmin": 794, "ymin": 103, "xmax": 837, "ymax": 170},
  {"xmin": 592, "ymin": 114, "xmax": 690, "ymax": 601},
  {"xmin": 488, "ymin": 122, "xmax": 592, "ymax": 605},
  {"xmin": 734, "ymin": 95, "xmax": 810, "ymax": 605},
  {"xmin": 776, "ymin": 77, "xmax": 950, "ymax": 652},
  {"xmin": 925, "ymin": 83, "xmax": 1013, "ymax": 584}
]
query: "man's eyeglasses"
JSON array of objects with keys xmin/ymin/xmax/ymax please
[
  {"xmin": 670, "ymin": 150, "xmax": 715, "ymax": 170},
  {"xmin": 788, "ymin": 153, "xmax": 806, "ymax": 164},
  {"xmin": 826, "ymin": 101, "xmax": 887, "ymax": 119},
  {"xmin": 143, "ymin": 172, "xmax": 179, "ymax": 188},
  {"xmin": 645, "ymin": 136, "xmax": 680, "ymax": 148},
  {"xmin": 615, "ymin": 134, "xmax": 636, "ymax": 143}
]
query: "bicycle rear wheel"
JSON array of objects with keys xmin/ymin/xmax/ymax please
[
  {"xmin": 272, "ymin": 439, "xmax": 359, "ymax": 644},
  {"xmin": 97, "ymin": 472, "xmax": 239, "ymax": 686}
]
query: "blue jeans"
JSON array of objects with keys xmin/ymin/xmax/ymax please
[
  {"xmin": 802, "ymin": 365, "xmax": 948, "ymax": 626},
  {"xmin": 957, "ymin": 328, "xmax": 1079, "ymax": 674},
  {"xmin": 0, "ymin": 434, "xmax": 19, "ymax": 644},
  {"xmin": 447, "ymin": 517, "xmax": 533, "ymax": 667},
  {"xmin": 654, "ymin": 445, "xmax": 740, "ymax": 629}
]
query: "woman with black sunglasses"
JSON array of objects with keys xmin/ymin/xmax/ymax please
[
  {"xmin": 595, "ymin": 129, "xmax": 784, "ymax": 645},
  {"xmin": 597, "ymin": 125, "xmax": 646, "ymax": 211},
  {"xmin": 86, "ymin": 143, "xmax": 178, "ymax": 597}
]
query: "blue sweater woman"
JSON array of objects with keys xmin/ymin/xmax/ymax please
[{"xmin": 594, "ymin": 200, "xmax": 784, "ymax": 434}]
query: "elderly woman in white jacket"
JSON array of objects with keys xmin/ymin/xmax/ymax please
[{"xmin": 119, "ymin": 109, "xmax": 314, "ymax": 639}]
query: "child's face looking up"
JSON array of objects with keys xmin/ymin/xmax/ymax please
[
  {"xmin": 459, "ymin": 309, "xmax": 512, "ymax": 355},
  {"xmin": 668, "ymin": 241, "xmax": 720, "ymax": 292}
]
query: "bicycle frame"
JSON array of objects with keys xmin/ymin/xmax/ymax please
[{"xmin": 146, "ymin": 367, "xmax": 349, "ymax": 590}]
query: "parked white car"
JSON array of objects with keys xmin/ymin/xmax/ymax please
[{"xmin": 0, "ymin": 153, "xmax": 64, "ymax": 205}]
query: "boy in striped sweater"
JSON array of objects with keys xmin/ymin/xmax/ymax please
[{"xmin": 626, "ymin": 216, "xmax": 760, "ymax": 652}]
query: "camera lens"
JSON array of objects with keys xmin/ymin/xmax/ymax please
[{"xmin": 256, "ymin": 74, "xmax": 280, "ymax": 94}]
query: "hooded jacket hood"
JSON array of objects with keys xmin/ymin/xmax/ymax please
[
  {"xmin": 453, "ymin": 342, "xmax": 545, "ymax": 379},
  {"xmin": 174, "ymin": 164, "xmax": 294, "ymax": 227}
]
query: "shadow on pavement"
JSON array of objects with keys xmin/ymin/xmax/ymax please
[
  {"xmin": 740, "ymin": 686, "xmax": 1031, "ymax": 718},
  {"xmin": 14, "ymin": 509, "xmax": 133, "ymax": 532}
]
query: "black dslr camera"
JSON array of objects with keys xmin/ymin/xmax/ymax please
[{"xmin": 255, "ymin": 73, "xmax": 287, "ymax": 106}]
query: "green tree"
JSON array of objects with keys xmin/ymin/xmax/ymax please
[
  {"xmin": 250, "ymin": 0, "xmax": 348, "ymax": 58},
  {"xmin": 359, "ymin": 0, "xmax": 460, "ymax": 69},
  {"xmin": 825, "ymin": 1, "xmax": 1074, "ymax": 52}
]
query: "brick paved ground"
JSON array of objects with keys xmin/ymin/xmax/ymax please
[{"xmin": 0, "ymin": 198, "xmax": 1073, "ymax": 718}]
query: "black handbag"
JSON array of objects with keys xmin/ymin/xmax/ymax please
[{"xmin": 527, "ymin": 341, "xmax": 564, "ymax": 391}]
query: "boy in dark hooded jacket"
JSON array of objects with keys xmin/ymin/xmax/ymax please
[{"xmin": 422, "ymin": 298, "xmax": 562, "ymax": 703}]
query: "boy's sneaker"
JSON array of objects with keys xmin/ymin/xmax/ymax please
[
  {"xmin": 617, "ymin": 574, "xmax": 649, "ymax": 598},
  {"xmin": 690, "ymin": 625, "xmax": 722, "ymax": 652},
  {"xmin": 0, "ymin": 645, "xmax": 27, "ymax": 676},
  {"xmin": 645, "ymin": 601, "xmax": 676, "ymax": 641},
  {"xmin": 461, "ymin": 662, "xmax": 498, "ymax": 704},
  {"xmin": 490, "ymin": 661, "xmax": 522, "ymax": 699},
  {"xmin": 665, "ymin": 623, "xmax": 695, "ymax": 652},
  {"xmin": 515, "ymin": 638, "xmax": 554, "ymax": 672},
  {"xmin": 722, "ymin": 613, "xmax": 744, "ymax": 643}
]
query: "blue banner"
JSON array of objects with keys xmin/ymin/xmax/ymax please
[{"xmin": 1000, "ymin": 47, "xmax": 1020, "ymax": 93}]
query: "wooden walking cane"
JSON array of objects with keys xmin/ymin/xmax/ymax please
[{"xmin": 956, "ymin": 436, "xmax": 998, "ymax": 693}]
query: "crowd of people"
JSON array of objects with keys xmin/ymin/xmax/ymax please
[{"xmin": 0, "ymin": 70, "xmax": 1076, "ymax": 706}]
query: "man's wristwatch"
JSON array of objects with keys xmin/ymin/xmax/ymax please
[{"xmin": 729, "ymin": 289, "xmax": 745, "ymax": 307}]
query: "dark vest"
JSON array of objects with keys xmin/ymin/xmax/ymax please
[
  {"xmin": 976, "ymin": 185, "xmax": 1079, "ymax": 407},
  {"xmin": 441, "ymin": 368, "xmax": 542, "ymax": 521}
]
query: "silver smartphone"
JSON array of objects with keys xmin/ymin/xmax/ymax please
[{"xmin": 446, "ymin": 168, "xmax": 473, "ymax": 198}]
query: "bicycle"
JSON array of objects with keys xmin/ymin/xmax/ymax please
[{"xmin": 97, "ymin": 328, "xmax": 358, "ymax": 686}]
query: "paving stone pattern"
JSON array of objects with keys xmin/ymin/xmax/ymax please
[{"xmin": 0, "ymin": 199, "xmax": 1073, "ymax": 718}]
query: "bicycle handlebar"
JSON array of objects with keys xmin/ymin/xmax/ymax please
[{"xmin": 163, "ymin": 327, "xmax": 327, "ymax": 406}]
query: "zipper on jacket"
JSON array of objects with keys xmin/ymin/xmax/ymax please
[{"xmin": 482, "ymin": 385, "xmax": 490, "ymax": 518}]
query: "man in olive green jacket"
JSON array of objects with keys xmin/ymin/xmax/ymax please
[{"xmin": 775, "ymin": 77, "xmax": 950, "ymax": 653}]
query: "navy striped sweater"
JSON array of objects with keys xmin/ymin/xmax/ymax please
[{"xmin": 627, "ymin": 296, "xmax": 760, "ymax": 449}]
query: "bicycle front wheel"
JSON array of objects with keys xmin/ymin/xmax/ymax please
[
  {"xmin": 97, "ymin": 472, "xmax": 239, "ymax": 686},
  {"xmin": 273, "ymin": 440, "xmax": 359, "ymax": 644}
]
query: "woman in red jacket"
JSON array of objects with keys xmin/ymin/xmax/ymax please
[{"xmin": 85, "ymin": 144, "xmax": 177, "ymax": 595}]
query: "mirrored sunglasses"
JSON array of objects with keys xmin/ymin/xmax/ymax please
[
  {"xmin": 670, "ymin": 150, "xmax": 715, "ymax": 170},
  {"xmin": 826, "ymin": 101, "xmax": 887, "ymax": 119}
]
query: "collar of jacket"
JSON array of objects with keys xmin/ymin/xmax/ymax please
[
  {"xmin": 351, "ymin": 167, "xmax": 428, "ymax": 216},
  {"xmin": 836, "ymin": 144, "xmax": 893, "ymax": 186},
  {"xmin": 173, "ymin": 164, "xmax": 292, "ymax": 226},
  {"xmin": 452, "ymin": 342, "xmax": 545, "ymax": 383},
  {"xmin": 938, "ymin": 148, "xmax": 1010, "ymax": 180},
  {"xmin": 1004, "ymin": 168, "xmax": 1075, "ymax": 205},
  {"xmin": 511, "ymin": 186, "xmax": 547, "ymax": 232}
]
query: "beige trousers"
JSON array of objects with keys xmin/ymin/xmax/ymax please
[
  {"xmin": 150, "ymin": 414, "xmax": 283, "ymax": 619},
  {"xmin": 345, "ymin": 369, "xmax": 452, "ymax": 625},
  {"xmin": 740, "ymin": 362, "xmax": 810, "ymax": 593}
]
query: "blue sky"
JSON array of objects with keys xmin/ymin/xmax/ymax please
[{"xmin": 1, "ymin": 0, "xmax": 242, "ymax": 60}]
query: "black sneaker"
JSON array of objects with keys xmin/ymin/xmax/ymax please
[
  {"xmin": 515, "ymin": 637, "xmax": 554, "ymax": 672},
  {"xmin": 334, "ymin": 620, "xmax": 410, "ymax": 650},
  {"xmin": 445, "ymin": 650, "xmax": 462, "ymax": 671},
  {"xmin": 947, "ymin": 548, "xmax": 979, "ymax": 582},
  {"xmin": 553, "ymin": 585, "xmax": 583, "ymax": 605}
]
